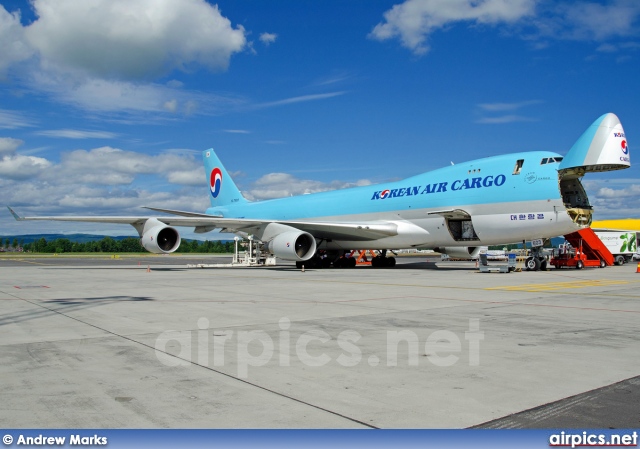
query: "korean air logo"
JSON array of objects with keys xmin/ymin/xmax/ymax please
[
  {"xmin": 380, "ymin": 189, "xmax": 390, "ymax": 199},
  {"xmin": 621, "ymin": 140, "xmax": 628, "ymax": 155},
  {"xmin": 210, "ymin": 167, "xmax": 222, "ymax": 198}
]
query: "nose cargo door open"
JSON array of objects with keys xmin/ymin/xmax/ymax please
[
  {"xmin": 559, "ymin": 113, "xmax": 630, "ymax": 177},
  {"xmin": 558, "ymin": 113, "xmax": 630, "ymax": 226}
]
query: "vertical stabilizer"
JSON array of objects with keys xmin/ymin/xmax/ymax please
[
  {"xmin": 202, "ymin": 149, "xmax": 248, "ymax": 208},
  {"xmin": 559, "ymin": 113, "xmax": 630, "ymax": 176}
]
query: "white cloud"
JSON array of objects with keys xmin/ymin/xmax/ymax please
[
  {"xmin": 0, "ymin": 136, "xmax": 49, "ymax": 180},
  {"xmin": 24, "ymin": 0, "xmax": 246, "ymax": 80},
  {"xmin": 36, "ymin": 129, "xmax": 118, "ymax": 139},
  {"xmin": 252, "ymin": 92, "xmax": 346, "ymax": 109},
  {"xmin": 579, "ymin": 179, "xmax": 640, "ymax": 220},
  {"xmin": 245, "ymin": 172, "xmax": 372, "ymax": 200},
  {"xmin": 475, "ymin": 115, "xmax": 538, "ymax": 124},
  {"xmin": 0, "ymin": 154, "xmax": 51, "ymax": 179},
  {"xmin": 223, "ymin": 129, "xmax": 251, "ymax": 134},
  {"xmin": 597, "ymin": 184, "xmax": 640, "ymax": 199},
  {"xmin": 371, "ymin": 0, "xmax": 640, "ymax": 55},
  {"xmin": 259, "ymin": 32, "xmax": 278, "ymax": 46},
  {"xmin": 0, "ymin": 6, "xmax": 34, "ymax": 77},
  {"xmin": 370, "ymin": 0, "xmax": 535, "ymax": 55},
  {"xmin": 547, "ymin": 1, "xmax": 640, "ymax": 42},
  {"xmin": 477, "ymin": 100, "xmax": 543, "ymax": 112},
  {"xmin": 163, "ymin": 99, "xmax": 178, "ymax": 113},
  {"xmin": 475, "ymin": 100, "xmax": 541, "ymax": 124},
  {"xmin": 167, "ymin": 168, "xmax": 205, "ymax": 186},
  {"xmin": 0, "ymin": 109, "xmax": 35, "ymax": 129},
  {"xmin": 0, "ymin": 0, "xmax": 247, "ymax": 116},
  {"xmin": 1, "ymin": 142, "xmax": 212, "ymax": 228},
  {"xmin": 50, "ymin": 147, "xmax": 199, "ymax": 185},
  {"xmin": 0, "ymin": 137, "xmax": 24, "ymax": 154}
]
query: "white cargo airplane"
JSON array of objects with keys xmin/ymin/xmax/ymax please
[{"xmin": 8, "ymin": 113, "xmax": 630, "ymax": 270}]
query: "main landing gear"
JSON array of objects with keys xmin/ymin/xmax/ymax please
[
  {"xmin": 295, "ymin": 250, "xmax": 397, "ymax": 269},
  {"xmin": 371, "ymin": 249, "xmax": 396, "ymax": 268}
]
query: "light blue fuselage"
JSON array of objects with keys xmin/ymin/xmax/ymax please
[{"xmin": 205, "ymin": 151, "xmax": 581, "ymax": 249}]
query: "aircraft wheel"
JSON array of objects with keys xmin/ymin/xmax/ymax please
[
  {"xmin": 599, "ymin": 259, "xmax": 606, "ymax": 268},
  {"xmin": 539, "ymin": 260, "xmax": 547, "ymax": 271},
  {"xmin": 348, "ymin": 257, "xmax": 357, "ymax": 268},
  {"xmin": 371, "ymin": 256, "xmax": 381, "ymax": 268},
  {"xmin": 576, "ymin": 260, "xmax": 584, "ymax": 270},
  {"xmin": 525, "ymin": 257, "xmax": 540, "ymax": 271},
  {"xmin": 386, "ymin": 257, "xmax": 396, "ymax": 268}
]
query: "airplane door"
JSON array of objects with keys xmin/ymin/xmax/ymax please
[{"xmin": 428, "ymin": 209, "xmax": 480, "ymax": 242}]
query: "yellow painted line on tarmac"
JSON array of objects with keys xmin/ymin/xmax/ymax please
[
  {"xmin": 486, "ymin": 279, "xmax": 628, "ymax": 292},
  {"xmin": 1, "ymin": 258, "xmax": 50, "ymax": 266}
]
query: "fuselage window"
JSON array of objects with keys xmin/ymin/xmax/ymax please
[{"xmin": 513, "ymin": 159, "xmax": 524, "ymax": 175}]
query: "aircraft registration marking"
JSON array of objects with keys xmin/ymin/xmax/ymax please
[{"xmin": 486, "ymin": 280, "xmax": 628, "ymax": 292}]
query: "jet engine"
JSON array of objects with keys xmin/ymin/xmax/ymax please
[
  {"xmin": 435, "ymin": 246, "xmax": 481, "ymax": 259},
  {"xmin": 267, "ymin": 230, "xmax": 316, "ymax": 261},
  {"xmin": 140, "ymin": 218, "xmax": 181, "ymax": 254}
]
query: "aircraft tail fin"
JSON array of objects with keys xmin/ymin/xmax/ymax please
[
  {"xmin": 559, "ymin": 113, "xmax": 630, "ymax": 176},
  {"xmin": 202, "ymin": 149, "xmax": 249, "ymax": 208}
]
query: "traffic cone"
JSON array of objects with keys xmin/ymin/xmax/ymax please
[
  {"xmin": 301, "ymin": 264, "xmax": 305, "ymax": 272},
  {"xmin": 636, "ymin": 262, "xmax": 640, "ymax": 273},
  {"xmin": 147, "ymin": 265, "xmax": 151, "ymax": 273}
]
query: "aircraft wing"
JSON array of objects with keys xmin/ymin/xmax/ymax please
[{"xmin": 8, "ymin": 206, "xmax": 398, "ymax": 241}]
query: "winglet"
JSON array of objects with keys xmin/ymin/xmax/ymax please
[{"xmin": 7, "ymin": 206, "xmax": 24, "ymax": 221}]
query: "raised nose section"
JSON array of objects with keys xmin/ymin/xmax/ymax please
[{"xmin": 559, "ymin": 113, "xmax": 630, "ymax": 177}]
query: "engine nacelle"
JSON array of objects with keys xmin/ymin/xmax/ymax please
[
  {"xmin": 140, "ymin": 218, "xmax": 181, "ymax": 254},
  {"xmin": 267, "ymin": 230, "xmax": 316, "ymax": 261},
  {"xmin": 435, "ymin": 246, "xmax": 481, "ymax": 259}
]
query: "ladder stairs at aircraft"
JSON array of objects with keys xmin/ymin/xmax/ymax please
[{"xmin": 553, "ymin": 228, "xmax": 614, "ymax": 268}]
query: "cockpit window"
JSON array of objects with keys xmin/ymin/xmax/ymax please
[{"xmin": 541, "ymin": 157, "xmax": 564, "ymax": 164}]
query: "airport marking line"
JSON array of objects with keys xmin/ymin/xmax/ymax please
[
  {"xmin": 201, "ymin": 273, "xmax": 640, "ymax": 300},
  {"xmin": 485, "ymin": 279, "xmax": 628, "ymax": 292}
]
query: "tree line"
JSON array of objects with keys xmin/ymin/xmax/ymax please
[{"xmin": 18, "ymin": 237, "xmax": 234, "ymax": 254}]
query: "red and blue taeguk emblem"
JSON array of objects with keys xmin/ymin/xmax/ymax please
[
  {"xmin": 210, "ymin": 167, "xmax": 223, "ymax": 198},
  {"xmin": 380, "ymin": 189, "xmax": 390, "ymax": 199}
]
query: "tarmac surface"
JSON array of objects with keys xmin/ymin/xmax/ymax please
[{"xmin": 1, "ymin": 254, "xmax": 639, "ymax": 429}]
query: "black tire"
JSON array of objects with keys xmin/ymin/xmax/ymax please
[
  {"xmin": 576, "ymin": 260, "xmax": 584, "ymax": 269},
  {"xmin": 386, "ymin": 257, "xmax": 396, "ymax": 268},
  {"xmin": 371, "ymin": 256, "xmax": 381, "ymax": 268},
  {"xmin": 615, "ymin": 255, "xmax": 625, "ymax": 266},
  {"xmin": 539, "ymin": 260, "xmax": 547, "ymax": 271},
  {"xmin": 348, "ymin": 257, "xmax": 356, "ymax": 268},
  {"xmin": 525, "ymin": 257, "xmax": 540, "ymax": 271},
  {"xmin": 599, "ymin": 259, "xmax": 606, "ymax": 268}
]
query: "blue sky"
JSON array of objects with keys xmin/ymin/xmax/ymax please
[{"xmin": 1, "ymin": 0, "xmax": 639, "ymax": 238}]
